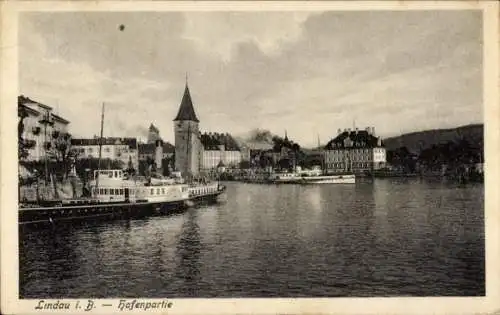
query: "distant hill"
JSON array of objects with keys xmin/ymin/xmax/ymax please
[{"xmin": 383, "ymin": 124, "xmax": 483, "ymax": 153}]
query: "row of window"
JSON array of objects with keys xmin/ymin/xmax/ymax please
[
  {"xmin": 203, "ymin": 151, "xmax": 241, "ymax": 156},
  {"xmin": 327, "ymin": 155, "xmax": 373, "ymax": 162},
  {"xmin": 142, "ymin": 186, "xmax": 189, "ymax": 195},
  {"xmin": 192, "ymin": 187, "xmax": 216, "ymax": 196},
  {"xmin": 332, "ymin": 142, "xmax": 373, "ymax": 149},
  {"xmin": 93, "ymin": 188, "xmax": 127, "ymax": 196},
  {"xmin": 327, "ymin": 148, "xmax": 385, "ymax": 154},
  {"xmin": 75, "ymin": 147, "xmax": 134, "ymax": 154},
  {"xmin": 327, "ymin": 162, "xmax": 373, "ymax": 169}
]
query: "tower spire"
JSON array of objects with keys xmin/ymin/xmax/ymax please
[
  {"xmin": 173, "ymin": 77, "xmax": 199, "ymax": 122},
  {"xmin": 284, "ymin": 129, "xmax": 289, "ymax": 141}
]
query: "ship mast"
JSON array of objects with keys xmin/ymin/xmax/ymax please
[
  {"xmin": 186, "ymin": 122, "xmax": 191, "ymax": 181},
  {"xmin": 95, "ymin": 102, "xmax": 105, "ymax": 191}
]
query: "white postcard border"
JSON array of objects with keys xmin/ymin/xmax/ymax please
[{"xmin": 1, "ymin": 1, "xmax": 499, "ymax": 315}]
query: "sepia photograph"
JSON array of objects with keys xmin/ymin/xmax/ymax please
[{"xmin": 1, "ymin": 1, "xmax": 499, "ymax": 314}]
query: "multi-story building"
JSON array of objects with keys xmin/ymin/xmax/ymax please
[
  {"xmin": 200, "ymin": 132, "xmax": 242, "ymax": 170},
  {"xmin": 324, "ymin": 127, "xmax": 386, "ymax": 174},
  {"xmin": 70, "ymin": 137, "xmax": 139, "ymax": 170},
  {"xmin": 18, "ymin": 95, "xmax": 70, "ymax": 161}
]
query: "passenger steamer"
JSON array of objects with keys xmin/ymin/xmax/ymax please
[
  {"xmin": 19, "ymin": 102, "xmax": 226, "ymax": 226},
  {"xmin": 19, "ymin": 169, "xmax": 225, "ymax": 226},
  {"xmin": 271, "ymin": 168, "xmax": 356, "ymax": 184}
]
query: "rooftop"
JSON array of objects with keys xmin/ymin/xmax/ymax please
[
  {"xmin": 71, "ymin": 137, "xmax": 137, "ymax": 149},
  {"xmin": 138, "ymin": 142, "xmax": 175, "ymax": 154},
  {"xmin": 324, "ymin": 128, "xmax": 383, "ymax": 150},
  {"xmin": 18, "ymin": 95, "xmax": 70, "ymax": 124},
  {"xmin": 173, "ymin": 83, "xmax": 199, "ymax": 122}
]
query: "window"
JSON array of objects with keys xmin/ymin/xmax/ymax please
[
  {"xmin": 162, "ymin": 188, "xmax": 165, "ymax": 194},
  {"xmin": 151, "ymin": 188, "xmax": 154, "ymax": 195},
  {"xmin": 157, "ymin": 188, "xmax": 160, "ymax": 194},
  {"xmin": 110, "ymin": 189, "xmax": 114, "ymax": 195}
]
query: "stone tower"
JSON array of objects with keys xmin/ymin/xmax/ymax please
[
  {"xmin": 173, "ymin": 81, "xmax": 201, "ymax": 178},
  {"xmin": 147, "ymin": 123, "xmax": 161, "ymax": 144}
]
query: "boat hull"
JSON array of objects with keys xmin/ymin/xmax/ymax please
[
  {"xmin": 19, "ymin": 199, "xmax": 188, "ymax": 227},
  {"xmin": 271, "ymin": 173, "xmax": 356, "ymax": 184},
  {"xmin": 19, "ymin": 185, "xmax": 227, "ymax": 227},
  {"xmin": 299, "ymin": 175, "xmax": 356, "ymax": 184}
]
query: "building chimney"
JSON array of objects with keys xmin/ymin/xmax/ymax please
[
  {"xmin": 337, "ymin": 128, "xmax": 342, "ymax": 135},
  {"xmin": 365, "ymin": 127, "xmax": 371, "ymax": 134},
  {"xmin": 371, "ymin": 127, "xmax": 376, "ymax": 137},
  {"xmin": 355, "ymin": 127, "xmax": 359, "ymax": 134}
]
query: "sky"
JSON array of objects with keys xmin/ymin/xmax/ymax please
[{"xmin": 19, "ymin": 10, "xmax": 483, "ymax": 147}]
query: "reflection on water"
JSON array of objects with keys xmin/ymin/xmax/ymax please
[{"xmin": 19, "ymin": 179, "xmax": 484, "ymax": 298}]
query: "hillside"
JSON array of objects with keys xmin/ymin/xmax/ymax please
[{"xmin": 383, "ymin": 124, "xmax": 483, "ymax": 153}]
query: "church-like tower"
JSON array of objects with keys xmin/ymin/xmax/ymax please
[{"xmin": 173, "ymin": 80, "xmax": 202, "ymax": 178}]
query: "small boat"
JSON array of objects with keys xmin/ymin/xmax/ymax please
[
  {"xmin": 298, "ymin": 174, "xmax": 356, "ymax": 184},
  {"xmin": 270, "ymin": 172, "xmax": 301, "ymax": 184},
  {"xmin": 271, "ymin": 167, "xmax": 355, "ymax": 185}
]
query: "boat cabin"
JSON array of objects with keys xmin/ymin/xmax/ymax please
[
  {"xmin": 90, "ymin": 169, "xmax": 135, "ymax": 203},
  {"xmin": 94, "ymin": 169, "xmax": 124, "ymax": 180}
]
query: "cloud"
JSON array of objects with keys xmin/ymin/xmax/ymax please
[
  {"xmin": 19, "ymin": 10, "xmax": 482, "ymax": 147},
  {"xmin": 182, "ymin": 12, "xmax": 314, "ymax": 61}
]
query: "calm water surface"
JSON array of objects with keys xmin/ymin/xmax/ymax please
[{"xmin": 19, "ymin": 178, "xmax": 485, "ymax": 298}]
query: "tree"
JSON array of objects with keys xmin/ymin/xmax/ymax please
[
  {"xmin": 125, "ymin": 156, "xmax": 136, "ymax": 176},
  {"xmin": 239, "ymin": 160, "xmax": 251, "ymax": 169},
  {"xmin": 47, "ymin": 131, "xmax": 78, "ymax": 180}
]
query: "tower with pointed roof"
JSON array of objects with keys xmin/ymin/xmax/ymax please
[
  {"xmin": 173, "ymin": 79, "xmax": 202, "ymax": 178},
  {"xmin": 147, "ymin": 123, "xmax": 161, "ymax": 144}
]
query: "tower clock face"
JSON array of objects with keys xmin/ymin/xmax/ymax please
[{"xmin": 177, "ymin": 122, "xmax": 183, "ymax": 128}]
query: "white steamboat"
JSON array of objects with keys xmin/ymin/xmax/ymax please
[{"xmin": 271, "ymin": 167, "xmax": 355, "ymax": 185}]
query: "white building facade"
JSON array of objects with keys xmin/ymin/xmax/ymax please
[
  {"xmin": 18, "ymin": 96, "xmax": 70, "ymax": 161},
  {"xmin": 324, "ymin": 127, "xmax": 386, "ymax": 174},
  {"xmin": 200, "ymin": 132, "xmax": 242, "ymax": 170},
  {"xmin": 202, "ymin": 146, "xmax": 242, "ymax": 170},
  {"xmin": 71, "ymin": 137, "xmax": 139, "ymax": 170}
]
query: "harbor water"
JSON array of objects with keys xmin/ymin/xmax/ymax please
[{"xmin": 19, "ymin": 178, "xmax": 485, "ymax": 298}]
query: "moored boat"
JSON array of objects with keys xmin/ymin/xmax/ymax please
[
  {"xmin": 19, "ymin": 169, "xmax": 192, "ymax": 225},
  {"xmin": 297, "ymin": 174, "xmax": 356, "ymax": 184},
  {"xmin": 270, "ymin": 167, "xmax": 356, "ymax": 185}
]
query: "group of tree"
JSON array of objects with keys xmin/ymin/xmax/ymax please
[
  {"xmin": 417, "ymin": 139, "xmax": 482, "ymax": 170},
  {"xmin": 387, "ymin": 138, "xmax": 483, "ymax": 173},
  {"xmin": 138, "ymin": 155, "xmax": 175, "ymax": 178}
]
